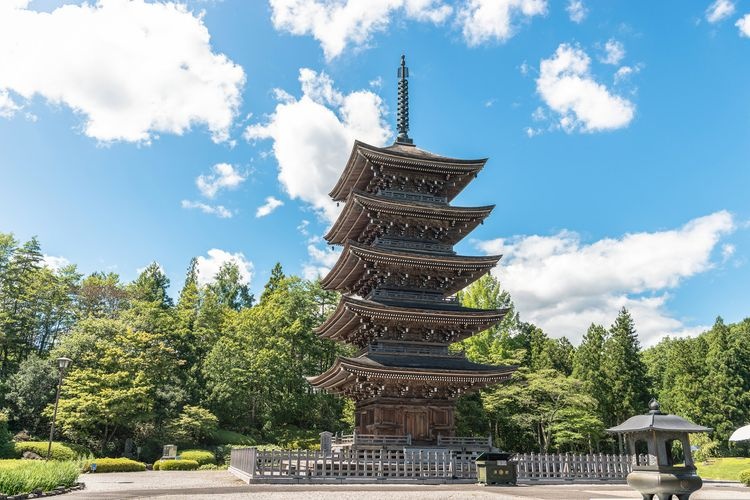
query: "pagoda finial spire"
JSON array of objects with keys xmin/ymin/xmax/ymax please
[{"xmin": 396, "ymin": 54, "xmax": 413, "ymax": 145}]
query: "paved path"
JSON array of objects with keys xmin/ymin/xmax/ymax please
[{"xmin": 69, "ymin": 471, "xmax": 750, "ymax": 499}]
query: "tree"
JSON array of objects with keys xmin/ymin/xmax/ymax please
[
  {"xmin": 482, "ymin": 369, "xmax": 602, "ymax": 453},
  {"xmin": 602, "ymin": 308, "xmax": 649, "ymax": 427},
  {"xmin": 207, "ymin": 261, "xmax": 253, "ymax": 310},
  {"xmin": 5, "ymin": 354, "xmax": 58, "ymax": 435},
  {"xmin": 165, "ymin": 405, "xmax": 218, "ymax": 445},
  {"xmin": 572, "ymin": 324, "xmax": 608, "ymax": 418},
  {"xmin": 260, "ymin": 262, "xmax": 285, "ymax": 303},
  {"xmin": 129, "ymin": 262, "xmax": 172, "ymax": 308}
]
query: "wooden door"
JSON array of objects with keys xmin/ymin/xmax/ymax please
[{"xmin": 405, "ymin": 411, "xmax": 428, "ymax": 440}]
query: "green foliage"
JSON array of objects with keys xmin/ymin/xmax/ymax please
[
  {"xmin": 13, "ymin": 441, "xmax": 76, "ymax": 461},
  {"xmin": 86, "ymin": 458, "xmax": 145, "ymax": 473},
  {"xmin": 209, "ymin": 429, "xmax": 255, "ymax": 446},
  {"xmin": 0, "ymin": 412, "xmax": 14, "ymax": 459},
  {"xmin": 0, "ymin": 459, "xmax": 79, "ymax": 495},
  {"xmin": 692, "ymin": 433, "xmax": 721, "ymax": 463},
  {"xmin": 166, "ymin": 406, "xmax": 218, "ymax": 446},
  {"xmin": 198, "ymin": 463, "xmax": 224, "ymax": 470},
  {"xmin": 5, "ymin": 354, "xmax": 57, "ymax": 435},
  {"xmin": 155, "ymin": 459, "xmax": 199, "ymax": 471},
  {"xmin": 178, "ymin": 449, "xmax": 215, "ymax": 466},
  {"xmin": 739, "ymin": 469, "xmax": 750, "ymax": 486}
]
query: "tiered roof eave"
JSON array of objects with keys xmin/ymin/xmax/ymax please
[{"xmin": 329, "ymin": 140, "xmax": 488, "ymax": 203}]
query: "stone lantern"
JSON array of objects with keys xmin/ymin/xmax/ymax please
[{"xmin": 607, "ymin": 399, "xmax": 711, "ymax": 500}]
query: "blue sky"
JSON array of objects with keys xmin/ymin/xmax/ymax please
[{"xmin": 1, "ymin": 0, "xmax": 748, "ymax": 345}]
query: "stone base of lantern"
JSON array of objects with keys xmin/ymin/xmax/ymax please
[{"xmin": 627, "ymin": 467, "xmax": 703, "ymax": 500}]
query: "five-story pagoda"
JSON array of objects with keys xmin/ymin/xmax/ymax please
[{"xmin": 308, "ymin": 56, "xmax": 516, "ymax": 445}]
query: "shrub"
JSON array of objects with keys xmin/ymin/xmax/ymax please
[
  {"xmin": 179, "ymin": 450, "xmax": 215, "ymax": 466},
  {"xmin": 165, "ymin": 406, "xmax": 218, "ymax": 445},
  {"xmin": 740, "ymin": 469, "xmax": 750, "ymax": 487},
  {"xmin": 14, "ymin": 442, "xmax": 76, "ymax": 461},
  {"xmin": 209, "ymin": 429, "xmax": 255, "ymax": 446},
  {"xmin": 0, "ymin": 413, "xmax": 14, "ymax": 459},
  {"xmin": 152, "ymin": 460, "xmax": 161, "ymax": 471},
  {"xmin": 0, "ymin": 459, "xmax": 79, "ymax": 495},
  {"xmin": 86, "ymin": 458, "xmax": 145, "ymax": 473},
  {"xmin": 155, "ymin": 459, "xmax": 199, "ymax": 471},
  {"xmin": 198, "ymin": 464, "xmax": 222, "ymax": 470}
]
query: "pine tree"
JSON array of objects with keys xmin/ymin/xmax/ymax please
[
  {"xmin": 261, "ymin": 262, "xmax": 285, "ymax": 302},
  {"xmin": 208, "ymin": 262, "xmax": 253, "ymax": 310},
  {"xmin": 129, "ymin": 262, "xmax": 173, "ymax": 308},
  {"xmin": 602, "ymin": 308, "xmax": 649, "ymax": 427},
  {"xmin": 572, "ymin": 324, "xmax": 608, "ymax": 418}
]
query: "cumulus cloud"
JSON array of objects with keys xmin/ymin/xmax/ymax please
[
  {"xmin": 245, "ymin": 68, "xmax": 390, "ymax": 223},
  {"xmin": 269, "ymin": 0, "xmax": 452, "ymax": 60},
  {"xmin": 536, "ymin": 43, "xmax": 635, "ymax": 132},
  {"xmin": 475, "ymin": 211, "xmax": 736, "ymax": 345},
  {"xmin": 706, "ymin": 0, "xmax": 735, "ymax": 23},
  {"xmin": 737, "ymin": 14, "xmax": 750, "ymax": 37},
  {"xmin": 195, "ymin": 248, "xmax": 253, "ymax": 286},
  {"xmin": 566, "ymin": 0, "xmax": 586, "ymax": 23},
  {"xmin": 181, "ymin": 199, "xmax": 233, "ymax": 218},
  {"xmin": 256, "ymin": 196, "xmax": 284, "ymax": 218},
  {"xmin": 196, "ymin": 163, "xmax": 246, "ymax": 198},
  {"xmin": 601, "ymin": 39, "xmax": 625, "ymax": 65},
  {"xmin": 302, "ymin": 242, "xmax": 341, "ymax": 279},
  {"xmin": 614, "ymin": 65, "xmax": 637, "ymax": 83},
  {"xmin": 42, "ymin": 255, "xmax": 71, "ymax": 271},
  {"xmin": 0, "ymin": 90, "xmax": 21, "ymax": 118},
  {"xmin": 0, "ymin": 0, "xmax": 245, "ymax": 143},
  {"xmin": 458, "ymin": 0, "xmax": 547, "ymax": 46}
]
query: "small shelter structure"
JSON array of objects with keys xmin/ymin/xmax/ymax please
[{"xmin": 607, "ymin": 399, "xmax": 711, "ymax": 500}]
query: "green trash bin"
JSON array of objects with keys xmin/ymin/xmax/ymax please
[{"xmin": 476, "ymin": 452, "xmax": 516, "ymax": 485}]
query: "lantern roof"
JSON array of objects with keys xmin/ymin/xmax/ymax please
[{"xmin": 607, "ymin": 400, "xmax": 712, "ymax": 434}]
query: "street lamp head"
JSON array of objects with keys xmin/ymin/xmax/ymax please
[{"xmin": 57, "ymin": 357, "xmax": 72, "ymax": 371}]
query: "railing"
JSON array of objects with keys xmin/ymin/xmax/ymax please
[
  {"xmin": 370, "ymin": 289, "xmax": 458, "ymax": 304},
  {"xmin": 379, "ymin": 189, "xmax": 448, "ymax": 204},
  {"xmin": 231, "ymin": 447, "xmax": 639, "ymax": 483},
  {"xmin": 332, "ymin": 433, "xmax": 412, "ymax": 447},
  {"xmin": 437, "ymin": 435, "xmax": 492, "ymax": 447},
  {"xmin": 515, "ymin": 453, "xmax": 634, "ymax": 481}
]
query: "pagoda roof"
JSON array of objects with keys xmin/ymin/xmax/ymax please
[
  {"xmin": 320, "ymin": 241, "xmax": 501, "ymax": 296},
  {"xmin": 315, "ymin": 295, "xmax": 507, "ymax": 341},
  {"xmin": 329, "ymin": 141, "xmax": 487, "ymax": 202},
  {"xmin": 307, "ymin": 353, "xmax": 516, "ymax": 391},
  {"xmin": 325, "ymin": 191, "xmax": 494, "ymax": 246}
]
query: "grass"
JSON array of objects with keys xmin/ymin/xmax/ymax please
[
  {"xmin": 0, "ymin": 459, "xmax": 79, "ymax": 495},
  {"xmin": 694, "ymin": 457, "xmax": 750, "ymax": 480}
]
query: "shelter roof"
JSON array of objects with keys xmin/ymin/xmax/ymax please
[{"xmin": 607, "ymin": 400, "xmax": 712, "ymax": 434}]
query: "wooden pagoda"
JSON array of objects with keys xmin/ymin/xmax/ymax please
[{"xmin": 308, "ymin": 56, "xmax": 516, "ymax": 445}]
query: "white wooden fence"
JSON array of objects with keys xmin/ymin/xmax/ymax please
[{"xmin": 230, "ymin": 447, "xmax": 636, "ymax": 483}]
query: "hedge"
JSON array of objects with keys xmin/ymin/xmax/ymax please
[
  {"xmin": 14, "ymin": 442, "xmax": 76, "ymax": 461},
  {"xmin": 210, "ymin": 429, "xmax": 255, "ymax": 446},
  {"xmin": 0, "ymin": 459, "xmax": 79, "ymax": 496},
  {"xmin": 86, "ymin": 458, "xmax": 145, "ymax": 473},
  {"xmin": 740, "ymin": 469, "xmax": 750, "ymax": 487},
  {"xmin": 154, "ymin": 459, "xmax": 199, "ymax": 471},
  {"xmin": 179, "ymin": 450, "xmax": 215, "ymax": 466}
]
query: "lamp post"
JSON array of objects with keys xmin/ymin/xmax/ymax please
[{"xmin": 47, "ymin": 357, "xmax": 72, "ymax": 461}]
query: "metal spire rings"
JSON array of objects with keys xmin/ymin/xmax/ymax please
[{"xmin": 396, "ymin": 54, "xmax": 413, "ymax": 145}]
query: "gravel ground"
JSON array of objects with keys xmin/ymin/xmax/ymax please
[{"xmin": 67, "ymin": 471, "xmax": 750, "ymax": 499}]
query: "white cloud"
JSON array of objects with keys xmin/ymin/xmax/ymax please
[
  {"xmin": 475, "ymin": 211, "xmax": 735, "ymax": 345},
  {"xmin": 269, "ymin": 0, "xmax": 452, "ymax": 60},
  {"xmin": 536, "ymin": 43, "xmax": 635, "ymax": 132},
  {"xmin": 614, "ymin": 65, "xmax": 635, "ymax": 83},
  {"xmin": 736, "ymin": 14, "xmax": 750, "ymax": 37},
  {"xmin": 195, "ymin": 248, "xmax": 253, "ymax": 286},
  {"xmin": 0, "ymin": 0, "xmax": 245, "ymax": 143},
  {"xmin": 706, "ymin": 0, "xmax": 735, "ymax": 23},
  {"xmin": 42, "ymin": 254, "xmax": 71, "ymax": 271},
  {"xmin": 721, "ymin": 243, "xmax": 736, "ymax": 261},
  {"xmin": 302, "ymin": 242, "xmax": 341, "ymax": 280},
  {"xmin": 196, "ymin": 163, "xmax": 246, "ymax": 198},
  {"xmin": 458, "ymin": 0, "xmax": 547, "ymax": 46},
  {"xmin": 245, "ymin": 68, "xmax": 390, "ymax": 223},
  {"xmin": 601, "ymin": 38, "xmax": 625, "ymax": 65},
  {"xmin": 0, "ymin": 90, "xmax": 21, "ymax": 118},
  {"xmin": 566, "ymin": 0, "xmax": 586, "ymax": 23},
  {"xmin": 255, "ymin": 196, "xmax": 284, "ymax": 218},
  {"xmin": 181, "ymin": 199, "xmax": 233, "ymax": 218}
]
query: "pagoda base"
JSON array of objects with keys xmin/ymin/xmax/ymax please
[{"xmin": 355, "ymin": 398, "xmax": 455, "ymax": 444}]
